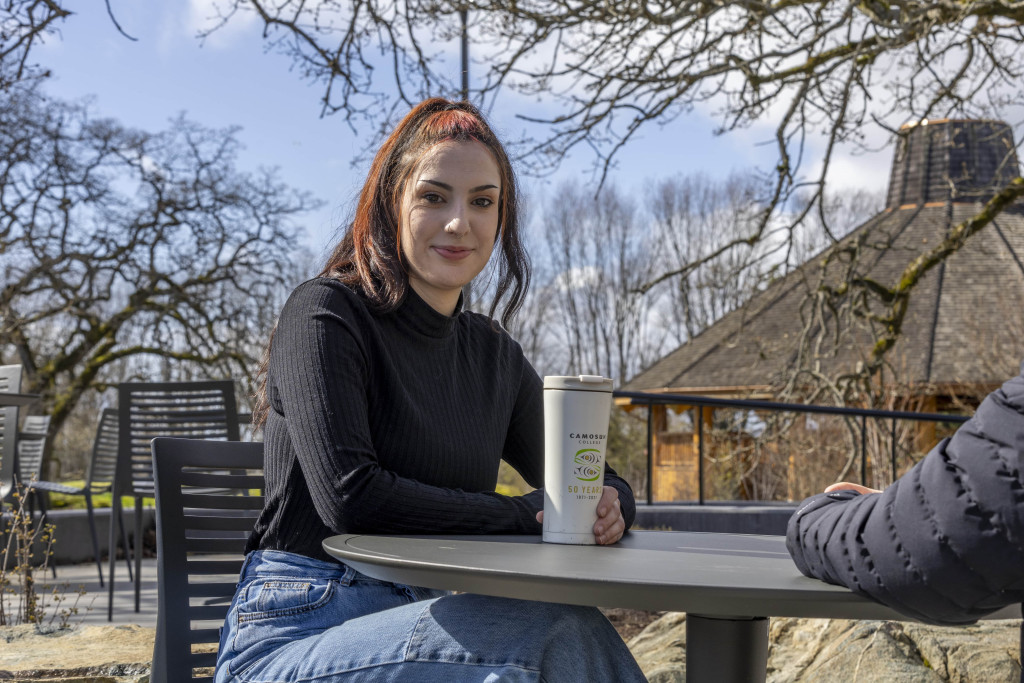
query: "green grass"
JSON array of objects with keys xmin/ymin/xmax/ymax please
[
  {"xmin": 41, "ymin": 482, "xmax": 155, "ymax": 510},
  {"xmin": 51, "ymin": 479, "xmax": 513, "ymax": 508},
  {"xmin": 495, "ymin": 482, "xmax": 528, "ymax": 497}
]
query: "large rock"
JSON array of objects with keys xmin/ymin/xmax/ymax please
[
  {"xmin": 0, "ymin": 624, "xmax": 154, "ymax": 683},
  {"xmin": 628, "ymin": 613, "xmax": 1023, "ymax": 682},
  {"xmin": 627, "ymin": 611, "xmax": 687, "ymax": 682},
  {"xmin": 769, "ymin": 618, "xmax": 1022, "ymax": 683}
]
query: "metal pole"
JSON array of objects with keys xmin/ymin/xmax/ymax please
[
  {"xmin": 459, "ymin": 8, "xmax": 473, "ymax": 309},
  {"xmin": 687, "ymin": 615, "xmax": 769, "ymax": 683},
  {"xmin": 890, "ymin": 417, "xmax": 897, "ymax": 484},
  {"xmin": 646, "ymin": 403, "xmax": 653, "ymax": 505},
  {"xmin": 698, "ymin": 407, "xmax": 705, "ymax": 505},
  {"xmin": 860, "ymin": 415, "xmax": 868, "ymax": 486},
  {"xmin": 460, "ymin": 9, "xmax": 469, "ymax": 101}
]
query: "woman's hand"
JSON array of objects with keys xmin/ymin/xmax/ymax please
[
  {"xmin": 592, "ymin": 486, "xmax": 625, "ymax": 545},
  {"xmin": 533, "ymin": 486, "xmax": 626, "ymax": 545},
  {"xmin": 825, "ymin": 482, "xmax": 881, "ymax": 495}
]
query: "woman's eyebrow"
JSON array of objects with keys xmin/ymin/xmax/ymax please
[{"xmin": 422, "ymin": 179, "xmax": 498, "ymax": 192}]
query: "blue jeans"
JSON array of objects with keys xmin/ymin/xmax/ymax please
[{"xmin": 215, "ymin": 549, "xmax": 645, "ymax": 682}]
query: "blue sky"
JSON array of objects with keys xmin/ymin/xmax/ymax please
[{"xmin": 35, "ymin": 2, "xmax": 887, "ymax": 259}]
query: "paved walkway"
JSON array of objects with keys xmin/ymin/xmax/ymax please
[{"xmin": 46, "ymin": 557, "xmax": 158, "ymax": 628}]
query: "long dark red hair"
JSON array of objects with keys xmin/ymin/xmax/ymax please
[
  {"xmin": 320, "ymin": 98, "xmax": 528, "ymax": 321},
  {"xmin": 254, "ymin": 99, "xmax": 529, "ymax": 427}
]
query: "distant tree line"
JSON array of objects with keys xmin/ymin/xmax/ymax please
[{"xmin": 504, "ymin": 177, "xmax": 882, "ymax": 385}]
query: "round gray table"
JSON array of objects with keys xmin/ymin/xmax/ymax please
[
  {"xmin": 323, "ymin": 531, "xmax": 1019, "ymax": 682},
  {"xmin": 0, "ymin": 392, "xmax": 39, "ymax": 407}
]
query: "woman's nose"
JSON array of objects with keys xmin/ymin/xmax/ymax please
[{"xmin": 444, "ymin": 206, "xmax": 469, "ymax": 235}]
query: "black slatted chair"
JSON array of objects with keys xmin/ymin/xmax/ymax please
[
  {"xmin": 109, "ymin": 381, "xmax": 240, "ymax": 620},
  {"xmin": 17, "ymin": 414, "xmax": 51, "ymax": 496},
  {"xmin": 27, "ymin": 409, "xmax": 129, "ymax": 585},
  {"xmin": 237, "ymin": 412, "xmax": 255, "ymax": 442},
  {"xmin": 150, "ymin": 437, "xmax": 263, "ymax": 683},
  {"xmin": 0, "ymin": 364, "xmax": 23, "ymax": 503},
  {"xmin": 15, "ymin": 415, "xmax": 56, "ymax": 579}
]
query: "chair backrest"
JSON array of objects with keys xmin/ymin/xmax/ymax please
[
  {"xmin": 17, "ymin": 415, "xmax": 51, "ymax": 484},
  {"xmin": 86, "ymin": 409, "xmax": 119, "ymax": 491},
  {"xmin": 0, "ymin": 365, "xmax": 23, "ymax": 498},
  {"xmin": 116, "ymin": 381, "xmax": 240, "ymax": 498},
  {"xmin": 0, "ymin": 365, "xmax": 22, "ymax": 394},
  {"xmin": 151, "ymin": 437, "xmax": 264, "ymax": 683},
  {"xmin": 236, "ymin": 412, "xmax": 257, "ymax": 442}
]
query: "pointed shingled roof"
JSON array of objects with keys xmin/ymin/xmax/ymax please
[{"xmin": 622, "ymin": 119, "xmax": 1024, "ymax": 395}]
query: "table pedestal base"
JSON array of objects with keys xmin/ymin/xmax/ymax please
[{"xmin": 686, "ymin": 614, "xmax": 768, "ymax": 683}]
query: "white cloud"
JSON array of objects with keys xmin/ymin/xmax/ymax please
[
  {"xmin": 812, "ymin": 146, "xmax": 892, "ymax": 194},
  {"xmin": 186, "ymin": 0, "xmax": 259, "ymax": 50},
  {"xmin": 555, "ymin": 266, "xmax": 602, "ymax": 292},
  {"xmin": 140, "ymin": 154, "xmax": 163, "ymax": 177}
]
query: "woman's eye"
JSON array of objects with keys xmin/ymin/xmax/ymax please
[
  {"xmin": 473, "ymin": 197, "xmax": 495, "ymax": 208},
  {"xmin": 423, "ymin": 192, "xmax": 444, "ymax": 203}
]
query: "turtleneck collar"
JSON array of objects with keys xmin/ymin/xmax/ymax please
[{"xmin": 397, "ymin": 286, "xmax": 464, "ymax": 338}]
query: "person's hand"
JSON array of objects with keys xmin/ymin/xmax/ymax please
[
  {"xmin": 825, "ymin": 482, "xmax": 881, "ymax": 495},
  {"xmin": 533, "ymin": 486, "xmax": 625, "ymax": 545},
  {"xmin": 592, "ymin": 486, "xmax": 625, "ymax": 545}
]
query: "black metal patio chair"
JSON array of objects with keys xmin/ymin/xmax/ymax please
[
  {"xmin": 13, "ymin": 414, "xmax": 56, "ymax": 579},
  {"xmin": 150, "ymin": 437, "xmax": 263, "ymax": 683},
  {"xmin": 109, "ymin": 380, "xmax": 240, "ymax": 620},
  {"xmin": 26, "ymin": 408, "xmax": 130, "ymax": 585},
  {"xmin": 17, "ymin": 414, "xmax": 51, "ymax": 502},
  {"xmin": 0, "ymin": 364, "xmax": 23, "ymax": 503}
]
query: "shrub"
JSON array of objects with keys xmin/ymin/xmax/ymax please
[{"xmin": 0, "ymin": 483, "xmax": 90, "ymax": 629}]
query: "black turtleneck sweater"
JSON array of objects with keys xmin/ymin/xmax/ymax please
[{"xmin": 247, "ymin": 277, "xmax": 636, "ymax": 561}]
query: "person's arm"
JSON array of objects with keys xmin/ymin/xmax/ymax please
[
  {"xmin": 787, "ymin": 371, "xmax": 1024, "ymax": 624},
  {"xmin": 273, "ymin": 282, "xmax": 542, "ymax": 535}
]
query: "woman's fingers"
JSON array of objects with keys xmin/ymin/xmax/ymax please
[
  {"xmin": 595, "ymin": 508, "xmax": 624, "ymax": 544},
  {"xmin": 594, "ymin": 488, "xmax": 623, "ymax": 544}
]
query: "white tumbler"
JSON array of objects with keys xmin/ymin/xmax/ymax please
[{"xmin": 542, "ymin": 374, "xmax": 614, "ymax": 544}]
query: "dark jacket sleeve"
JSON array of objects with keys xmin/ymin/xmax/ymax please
[{"xmin": 787, "ymin": 370, "xmax": 1024, "ymax": 625}]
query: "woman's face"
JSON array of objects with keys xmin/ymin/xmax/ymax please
[{"xmin": 399, "ymin": 139, "xmax": 501, "ymax": 316}]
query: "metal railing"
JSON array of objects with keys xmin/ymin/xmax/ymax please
[{"xmin": 614, "ymin": 391, "xmax": 970, "ymax": 506}]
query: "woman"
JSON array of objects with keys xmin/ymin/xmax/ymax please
[{"xmin": 214, "ymin": 99, "xmax": 645, "ymax": 682}]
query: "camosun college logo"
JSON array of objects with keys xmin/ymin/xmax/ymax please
[{"xmin": 573, "ymin": 449, "xmax": 603, "ymax": 482}]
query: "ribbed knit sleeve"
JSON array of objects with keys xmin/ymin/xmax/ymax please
[{"xmin": 787, "ymin": 371, "xmax": 1024, "ymax": 625}]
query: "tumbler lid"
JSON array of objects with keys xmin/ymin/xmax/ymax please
[{"xmin": 543, "ymin": 375, "xmax": 614, "ymax": 392}]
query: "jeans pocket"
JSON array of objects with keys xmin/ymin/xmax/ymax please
[
  {"xmin": 239, "ymin": 578, "xmax": 336, "ymax": 622},
  {"xmin": 232, "ymin": 577, "xmax": 337, "ymax": 658}
]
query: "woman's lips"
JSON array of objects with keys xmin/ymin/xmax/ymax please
[{"xmin": 433, "ymin": 246, "xmax": 473, "ymax": 260}]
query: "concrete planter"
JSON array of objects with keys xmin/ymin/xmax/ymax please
[
  {"xmin": 0, "ymin": 507, "xmax": 156, "ymax": 566},
  {"xmin": 634, "ymin": 502, "xmax": 797, "ymax": 535}
]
